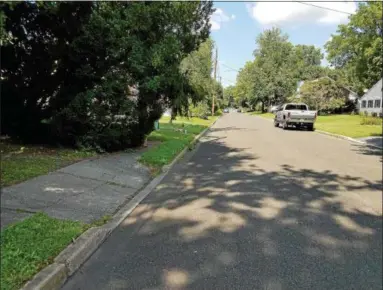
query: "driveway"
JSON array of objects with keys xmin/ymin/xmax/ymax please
[{"xmin": 62, "ymin": 113, "xmax": 382, "ymax": 290}]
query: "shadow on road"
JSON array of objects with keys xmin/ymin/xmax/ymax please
[
  {"xmin": 209, "ymin": 126, "xmax": 258, "ymax": 133},
  {"xmin": 67, "ymin": 137, "xmax": 383, "ymax": 290},
  {"xmin": 351, "ymin": 143, "xmax": 383, "ymax": 162}
]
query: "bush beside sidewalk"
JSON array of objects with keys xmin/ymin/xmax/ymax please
[{"xmin": 0, "ymin": 116, "xmax": 217, "ymax": 290}]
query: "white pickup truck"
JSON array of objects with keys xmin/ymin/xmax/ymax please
[{"xmin": 274, "ymin": 103, "xmax": 317, "ymax": 131}]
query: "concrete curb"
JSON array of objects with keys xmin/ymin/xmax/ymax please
[
  {"xmin": 20, "ymin": 117, "xmax": 219, "ymax": 290},
  {"xmin": 253, "ymin": 115, "xmax": 382, "ymax": 149},
  {"xmin": 315, "ymin": 130, "xmax": 382, "ymax": 149}
]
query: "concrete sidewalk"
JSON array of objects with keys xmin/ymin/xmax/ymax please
[{"xmin": 1, "ymin": 150, "xmax": 152, "ymax": 228}]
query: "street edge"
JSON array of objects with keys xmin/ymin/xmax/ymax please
[
  {"xmin": 20, "ymin": 117, "xmax": 219, "ymax": 290},
  {"xmin": 315, "ymin": 130, "xmax": 382, "ymax": 149},
  {"xmin": 253, "ymin": 115, "xmax": 382, "ymax": 149}
]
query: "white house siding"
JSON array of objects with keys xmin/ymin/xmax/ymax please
[{"xmin": 358, "ymin": 79, "xmax": 383, "ymax": 116}]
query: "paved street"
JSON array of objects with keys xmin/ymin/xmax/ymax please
[{"xmin": 63, "ymin": 113, "xmax": 382, "ymax": 290}]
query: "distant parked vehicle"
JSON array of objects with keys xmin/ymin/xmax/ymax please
[
  {"xmin": 237, "ymin": 108, "xmax": 241, "ymax": 113},
  {"xmin": 274, "ymin": 103, "xmax": 317, "ymax": 131},
  {"xmin": 223, "ymin": 108, "xmax": 229, "ymax": 113}
]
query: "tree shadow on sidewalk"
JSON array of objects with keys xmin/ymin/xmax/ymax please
[{"xmin": 64, "ymin": 136, "xmax": 383, "ymax": 290}]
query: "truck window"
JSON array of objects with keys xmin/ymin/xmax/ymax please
[{"xmin": 285, "ymin": 104, "xmax": 307, "ymax": 110}]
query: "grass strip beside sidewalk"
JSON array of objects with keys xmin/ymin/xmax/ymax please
[
  {"xmin": 0, "ymin": 143, "xmax": 97, "ymax": 187},
  {"xmin": 0, "ymin": 213, "xmax": 86, "ymax": 290},
  {"xmin": 139, "ymin": 116, "xmax": 217, "ymax": 172}
]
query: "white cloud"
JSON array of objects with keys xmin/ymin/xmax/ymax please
[
  {"xmin": 247, "ymin": 1, "xmax": 357, "ymax": 26},
  {"xmin": 210, "ymin": 8, "xmax": 234, "ymax": 31}
]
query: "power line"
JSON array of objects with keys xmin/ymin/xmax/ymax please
[
  {"xmin": 294, "ymin": 1, "xmax": 354, "ymax": 15},
  {"xmin": 220, "ymin": 62, "xmax": 240, "ymax": 72},
  {"xmin": 221, "ymin": 77, "xmax": 236, "ymax": 85}
]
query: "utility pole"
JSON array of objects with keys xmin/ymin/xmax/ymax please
[{"xmin": 212, "ymin": 46, "xmax": 218, "ymax": 116}]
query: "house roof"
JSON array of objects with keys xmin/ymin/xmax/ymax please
[{"xmin": 362, "ymin": 78, "xmax": 383, "ymax": 98}]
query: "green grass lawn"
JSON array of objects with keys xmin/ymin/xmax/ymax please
[
  {"xmin": 139, "ymin": 116, "xmax": 217, "ymax": 172},
  {"xmin": 248, "ymin": 112, "xmax": 275, "ymax": 119},
  {"xmin": 0, "ymin": 142, "xmax": 97, "ymax": 187},
  {"xmin": 0, "ymin": 213, "xmax": 86, "ymax": 290},
  {"xmin": 315, "ymin": 115, "xmax": 382, "ymax": 138}
]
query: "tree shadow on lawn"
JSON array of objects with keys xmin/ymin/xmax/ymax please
[{"xmin": 66, "ymin": 138, "xmax": 383, "ymax": 290}]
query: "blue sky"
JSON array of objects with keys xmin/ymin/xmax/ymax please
[{"xmin": 210, "ymin": 1, "xmax": 357, "ymax": 87}]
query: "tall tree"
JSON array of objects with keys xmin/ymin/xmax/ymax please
[
  {"xmin": 292, "ymin": 45, "xmax": 324, "ymax": 81},
  {"xmin": 1, "ymin": 1, "xmax": 213, "ymax": 150},
  {"xmin": 253, "ymin": 27, "xmax": 297, "ymax": 106},
  {"xmin": 300, "ymin": 78, "xmax": 346, "ymax": 113},
  {"xmin": 177, "ymin": 38, "xmax": 214, "ymax": 121},
  {"xmin": 325, "ymin": 1, "xmax": 383, "ymax": 94},
  {"xmin": 1, "ymin": 1, "xmax": 94, "ymax": 141}
]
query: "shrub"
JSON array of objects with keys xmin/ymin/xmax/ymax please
[
  {"xmin": 360, "ymin": 116, "xmax": 382, "ymax": 125},
  {"xmin": 215, "ymin": 109, "xmax": 223, "ymax": 116},
  {"xmin": 189, "ymin": 101, "xmax": 210, "ymax": 119},
  {"xmin": 51, "ymin": 72, "xmax": 162, "ymax": 152}
]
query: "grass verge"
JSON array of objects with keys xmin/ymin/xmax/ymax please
[
  {"xmin": 315, "ymin": 115, "xmax": 382, "ymax": 138},
  {"xmin": 0, "ymin": 141, "xmax": 97, "ymax": 187},
  {"xmin": 139, "ymin": 116, "xmax": 217, "ymax": 173},
  {"xmin": 248, "ymin": 112, "xmax": 275, "ymax": 119},
  {"xmin": 0, "ymin": 213, "xmax": 86, "ymax": 290}
]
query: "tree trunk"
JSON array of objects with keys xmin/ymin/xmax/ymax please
[
  {"xmin": 169, "ymin": 107, "xmax": 175, "ymax": 124},
  {"xmin": 261, "ymin": 101, "xmax": 265, "ymax": 113}
]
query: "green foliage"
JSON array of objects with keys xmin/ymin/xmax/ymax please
[
  {"xmin": 181, "ymin": 39, "xmax": 214, "ymax": 104},
  {"xmin": 215, "ymin": 109, "xmax": 223, "ymax": 116},
  {"xmin": 300, "ymin": 78, "xmax": 346, "ymax": 112},
  {"xmin": 325, "ymin": 2, "xmax": 383, "ymax": 94},
  {"xmin": 1, "ymin": 213, "xmax": 85, "ymax": 290},
  {"xmin": 360, "ymin": 116, "xmax": 382, "ymax": 126},
  {"xmin": 1, "ymin": 2, "xmax": 94, "ymax": 142},
  {"xmin": 223, "ymin": 86, "xmax": 236, "ymax": 108},
  {"xmin": 1, "ymin": 2, "xmax": 213, "ymax": 151},
  {"xmin": 234, "ymin": 28, "xmax": 325, "ymax": 112},
  {"xmin": 189, "ymin": 101, "xmax": 210, "ymax": 119}
]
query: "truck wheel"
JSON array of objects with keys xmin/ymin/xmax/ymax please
[
  {"xmin": 307, "ymin": 124, "xmax": 314, "ymax": 131},
  {"xmin": 274, "ymin": 120, "xmax": 279, "ymax": 127},
  {"xmin": 283, "ymin": 122, "xmax": 288, "ymax": 130}
]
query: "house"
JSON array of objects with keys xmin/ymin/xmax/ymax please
[
  {"xmin": 358, "ymin": 79, "xmax": 383, "ymax": 117},
  {"xmin": 296, "ymin": 76, "xmax": 358, "ymax": 101}
]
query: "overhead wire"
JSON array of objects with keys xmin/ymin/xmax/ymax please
[{"xmin": 294, "ymin": 1, "xmax": 354, "ymax": 15}]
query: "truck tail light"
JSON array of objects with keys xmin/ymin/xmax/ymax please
[{"xmin": 287, "ymin": 112, "xmax": 291, "ymax": 118}]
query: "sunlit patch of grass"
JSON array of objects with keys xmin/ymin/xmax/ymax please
[
  {"xmin": 248, "ymin": 112, "xmax": 275, "ymax": 119},
  {"xmin": 0, "ymin": 213, "xmax": 86, "ymax": 290},
  {"xmin": 316, "ymin": 115, "xmax": 382, "ymax": 138},
  {"xmin": 140, "ymin": 116, "xmax": 216, "ymax": 170}
]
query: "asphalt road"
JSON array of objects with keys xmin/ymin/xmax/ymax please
[{"xmin": 62, "ymin": 113, "xmax": 382, "ymax": 290}]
